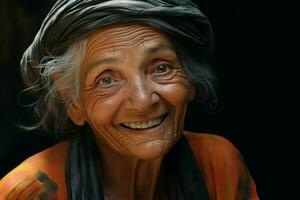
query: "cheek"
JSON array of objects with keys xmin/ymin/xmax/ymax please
[
  {"xmin": 162, "ymin": 85, "xmax": 190, "ymax": 106},
  {"xmin": 81, "ymin": 90, "xmax": 122, "ymax": 125},
  {"xmin": 157, "ymin": 71, "xmax": 192, "ymax": 108}
]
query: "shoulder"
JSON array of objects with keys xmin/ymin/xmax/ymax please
[
  {"xmin": 183, "ymin": 131, "xmax": 243, "ymax": 177},
  {"xmin": 0, "ymin": 141, "xmax": 69, "ymax": 199},
  {"xmin": 183, "ymin": 131, "xmax": 243, "ymax": 174},
  {"xmin": 184, "ymin": 131, "xmax": 239, "ymax": 160},
  {"xmin": 183, "ymin": 131, "xmax": 259, "ymax": 200}
]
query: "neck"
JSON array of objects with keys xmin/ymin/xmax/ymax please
[{"xmin": 97, "ymin": 143, "xmax": 166, "ymax": 200}]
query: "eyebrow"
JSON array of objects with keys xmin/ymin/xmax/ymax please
[
  {"xmin": 85, "ymin": 56, "xmax": 119, "ymax": 78},
  {"xmin": 145, "ymin": 43, "xmax": 175, "ymax": 55},
  {"xmin": 86, "ymin": 43, "xmax": 175, "ymax": 76},
  {"xmin": 88, "ymin": 56, "xmax": 117, "ymax": 71}
]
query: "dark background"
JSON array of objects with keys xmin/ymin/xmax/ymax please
[{"xmin": 0, "ymin": 0, "xmax": 298, "ymax": 199}]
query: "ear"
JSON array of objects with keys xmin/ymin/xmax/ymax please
[
  {"xmin": 68, "ymin": 101, "xmax": 86, "ymax": 126},
  {"xmin": 52, "ymin": 72, "xmax": 86, "ymax": 126},
  {"xmin": 189, "ymin": 83, "xmax": 196, "ymax": 101}
]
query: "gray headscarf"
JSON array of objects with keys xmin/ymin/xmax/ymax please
[{"xmin": 20, "ymin": 0, "xmax": 214, "ymax": 88}]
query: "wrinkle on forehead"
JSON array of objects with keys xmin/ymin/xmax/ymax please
[{"xmin": 86, "ymin": 23, "xmax": 173, "ymax": 54}]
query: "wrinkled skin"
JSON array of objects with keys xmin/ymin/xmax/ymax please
[{"xmin": 68, "ymin": 23, "xmax": 194, "ymax": 199}]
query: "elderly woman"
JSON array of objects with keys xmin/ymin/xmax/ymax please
[{"xmin": 0, "ymin": 0, "xmax": 259, "ymax": 199}]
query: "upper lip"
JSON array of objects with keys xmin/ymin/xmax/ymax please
[{"xmin": 118, "ymin": 113, "xmax": 168, "ymax": 125}]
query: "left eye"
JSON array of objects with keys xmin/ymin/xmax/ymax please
[{"xmin": 154, "ymin": 63, "xmax": 172, "ymax": 74}]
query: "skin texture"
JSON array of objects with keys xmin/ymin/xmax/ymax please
[
  {"xmin": 67, "ymin": 23, "xmax": 195, "ymax": 199},
  {"xmin": 71, "ymin": 23, "xmax": 194, "ymax": 159}
]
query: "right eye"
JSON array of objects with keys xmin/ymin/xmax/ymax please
[
  {"xmin": 97, "ymin": 75, "xmax": 116, "ymax": 87},
  {"xmin": 99, "ymin": 76, "xmax": 113, "ymax": 85}
]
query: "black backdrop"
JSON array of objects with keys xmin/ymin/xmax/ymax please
[{"xmin": 0, "ymin": 0, "xmax": 299, "ymax": 199}]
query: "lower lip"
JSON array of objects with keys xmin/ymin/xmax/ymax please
[{"xmin": 119, "ymin": 114, "xmax": 170, "ymax": 135}]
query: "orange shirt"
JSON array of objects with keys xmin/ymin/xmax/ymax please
[
  {"xmin": 0, "ymin": 132, "xmax": 259, "ymax": 199},
  {"xmin": 185, "ymin": 132, "xmax": 259, "ymax": 200}
]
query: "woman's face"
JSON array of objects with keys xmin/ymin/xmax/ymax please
[{"xmin": 72, "ymin": 23, "xmax": 194, "ymax": 160}]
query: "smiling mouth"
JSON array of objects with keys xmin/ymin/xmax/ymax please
[{"xmin": 121, "ymin": 113, "xmax": 168, "ymax": 130}]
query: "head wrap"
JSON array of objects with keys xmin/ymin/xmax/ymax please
[{"xmin": 20, "ymin": 0, "xmax": 214, "ymax": 87}]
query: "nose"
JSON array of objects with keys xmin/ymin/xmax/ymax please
[{"xmin": 123, "ymin": 77, "xmax": 160, "ymax": 112}]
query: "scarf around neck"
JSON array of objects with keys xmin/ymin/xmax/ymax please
[{"xmin": 65, "ymin": 130, "xmax": 210, "ymax": 199}]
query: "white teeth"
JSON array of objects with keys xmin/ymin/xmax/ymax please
[{"xmin": 122, "ymin": 116, "xmax": 164, "ymax": 129}]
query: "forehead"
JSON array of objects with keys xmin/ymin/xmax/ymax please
[{"xmin": 85, "ymin": 23, "xmax": 174, "ymax": 55}]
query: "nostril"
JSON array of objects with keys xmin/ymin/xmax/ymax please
[{"xmin": 123, "ymin": 80, "xmax": 160, "ymax": 112}]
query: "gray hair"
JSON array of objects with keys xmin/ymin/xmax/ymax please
[{"xmin": 22, "ymin": 39, "xmax": 87, "ymax": 135}]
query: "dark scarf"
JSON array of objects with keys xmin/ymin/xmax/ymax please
[{"xmin": 65, "ymin": 130, "xmax": 210, "ymax": 199}]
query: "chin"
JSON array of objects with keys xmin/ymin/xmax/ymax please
[{"xmin": 130, "ymin": 139, "xmax": 175, "ymax": 160}]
